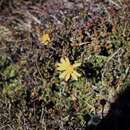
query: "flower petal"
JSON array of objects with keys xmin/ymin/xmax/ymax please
[
  {"xmin": 57, "ymin": 63, "xmax": 66, "ymax": 70},
  {"xmin": 73, "ymin": 71, "xmax": 81, "ymax": 77},
  {"xmin": 60, "ymin": 58, "xmax": 66, "ymax": 64},
  {"xmin": 71, "ymin": 71, "xmax": 81, "ymax": 80},
  {"xmin": 73, "ymin": 63, "xmax": 81, "ymax": 68},
  {"xmin": 65, "ymin": 73, "xmax": 70, "ymax": 81},
  {"xmin": 57, "ymin": 66, "xmax": 65, "ymax": 71},
  {"xmin": 71, "ymin": 73, "xmax": 78, "ymax": 80},
  {"xmin": 59, "ymin": 71, "xmax": 68, "ymax": 79},
  {"xmin": 65, "ymin": 57, "xmax": 70, "ymax": 65}
]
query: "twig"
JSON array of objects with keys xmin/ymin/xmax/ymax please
[
  {"xmin": 0, "ymin": 0, "xmax": 4, "ymax": 7},
  {"xmin": 107, "ymin": 0, "xmax": 121, "ymax": 8},
  {"xmin": 35, "ymin": 60, "xmax": 44, "ymax": 83},
  {"xmin": 40, "ymin": 107, "xmax": 47, "ymax": 130},
  {"xmin": 25, "ymin": 10, "xmax": 41, "ymax": 24},
  {"xmin": 0, "ymin": 124, "xmax": 13, "ymax": 130},
  {"xmin": 101, "ymin": 48, "xmax": 124, "ymax": 85}
]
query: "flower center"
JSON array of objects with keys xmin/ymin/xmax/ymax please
[{"xmin": 67, "ymin": 64, "xmax": 74, "ymax": 73}]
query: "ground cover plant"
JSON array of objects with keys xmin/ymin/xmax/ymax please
[{"xmin": 0, "ymin": 0, "xmax": 130, "ymax": 130}]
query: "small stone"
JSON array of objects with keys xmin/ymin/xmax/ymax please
[{"xmin": 64, "ymin": 2, "xmax": 74, "ymax": 9}]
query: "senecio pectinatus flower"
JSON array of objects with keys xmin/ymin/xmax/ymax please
[
  {"xmin": 57, "ymin": 57, "xmax": 81, "ymax": 81},
  {"xmin": 39, "ymin": 33, "xmax": 50, "ymax": 45}
]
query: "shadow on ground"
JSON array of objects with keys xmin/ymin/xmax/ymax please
[{"xmin": 87, "ymin": 86, "xmax": 130, "ymax": 130}]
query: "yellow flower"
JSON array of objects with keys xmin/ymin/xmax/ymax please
[
  {"xmin": 57, "ymin": 57, "xmax": 81, "ymax": 81},
  {"xmin": 39, "ymin": 33, "xmax": 50, "ymax": 45}
]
